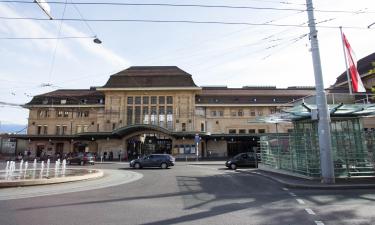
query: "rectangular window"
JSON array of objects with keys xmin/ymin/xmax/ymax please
[
  {"xmin": 135, "ymin": 96, "xmax": 141, "ymax": 105},
  {"xmin": 257, "ymin": 109, "xmax": 263, "ymax": 116},
  {"xmin": 143, "ymin": 96, "xmax": 149, "ymax": 104},
  {"xmin": 57, "ymin": 110, "xmax": 63, "ymax": 117},
  {"xmin": 159, "ymin": 106, "xmax": 165, "ymax": 115},
  {"xmin": 211, "ymin": 111, "xmax": 217, "ymax": 116},
  {"xmin": 143, "ymin": 107, "xmax": 149, "ymax": 124},
  {"xmin": 229, "ymin": 129, "xmax": 236, "ymax": 134},
  {"xmin": 167, "ymin": 96, "xmax": 173, "ymax": 104},
  {"xmin": 248, "ymin": 129, "xmax": 256, "ymax": 133},
  {"xmin": 62, "ymin": 125, "xmax": 67, "ymax": 134},
  {"xmin": 151, "ymin": 106, "xmax": 157, "ymax": 125},
  {"xmin": 219, "ymin": 111, "xmax": 224, "ymax": 117},
  {"xmin": 84, "ymin": 111, "xmax": 89, "ymax": 117},
  {"xmin": 238, "ymin": 110, "xmax": 243, "ymax": 117},
  {"xmin": 37, "ymin": 125, "xmax": 42, "ymax": 135},
  {"xmin": 258, "ymin": 129, "xmax": 266, "ymax": 133},
  {"xmin": 135, "ymin": 106, "xmax": 141, "ymax": 124},
  {"xmin": 64, "ymin": 111, "xmax": 69, "ymax": 117},
  {"xmin": 201, "ymin": 123, "xmax": 205, "ymax": 132},
  {"xmin": 231, "ymin": 111, "xmax": 237, "ymax": 117},
  {"xmin": 76, "ymin": 125, "xmax": 82, "ymax": 133},
  {"xmin": 239, "ymin": 129, "xmax": 246, "ymax": 134},
  {"xmin": 159, "ymin": 96, "xmax": 165, "ymax": 105},
  {"xmin": 151, "ymin": 96, "xmax": 157, "ymax": 104},
  {"xmin": 112, "ymin": 123, "xmax": 116, "ymax": 130},
  {"xmin": 127, "ymin": 96, "xmax": 133, "ymax": 105},
  {"xmin": 127, "ymin": 107, "xmax": 133, "ymax": 125},
  {"xmin": 43, "ymin": 125, "xmax": 48, "ymax": 135},
  {"xmin": 250, "ymin": 111, "xmax": 256, "ymax": 116},
  {"xmin": 182, "ymin": 123, "xmax": 186, "ymax": 132},
  {"xmin": 56, "ymin": 125, "xmax": 61, "ymax": 135}
]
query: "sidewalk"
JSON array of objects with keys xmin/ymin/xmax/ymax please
[{"xmin": 240, "ymin": 169, "xmax": 375, "ymax": 189}]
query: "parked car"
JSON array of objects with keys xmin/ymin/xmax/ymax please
[
  {"xmin": 130, "ymin": 154, "xmax": 175, "ymax": 169},
  {"xmin": 67, "ymin": 152, "xmax": 95, "ymax": 166},
  {"xmin": 225, "ymin": 152, "xmax": 257, "ymax": 170}
]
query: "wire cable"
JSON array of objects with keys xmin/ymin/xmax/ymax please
[
  {"xmin": 0, "ymin": 16, "xmax": 369, "ymax": 29},
  {"xmin": 0, "ymin": 1, "xmax": 373, "ymax": 14}
]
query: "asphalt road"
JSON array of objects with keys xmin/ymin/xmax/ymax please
[{"xmin": 0, "ymin": 162, "xmax": 374, "ymax": 225}]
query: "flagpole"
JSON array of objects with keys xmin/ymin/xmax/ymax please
[{"xmin": 339, "ymin": 26, "xmax": 353, "ymax": 95}]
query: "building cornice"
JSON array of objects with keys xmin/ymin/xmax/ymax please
[
  {"xmin": 96, "ymin": 87, "xmax": 202, "ymax": 91},
  {"xmin": 23, "ymin": 104, "xmax": 105, "ymax": 109},
  {"xmin": 195, "ymin": 104, "xmax": 293, "ymax": 107}
]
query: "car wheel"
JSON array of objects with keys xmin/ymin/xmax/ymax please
[
  {"xmin": 134, "ymin": 163, "xmax": 141, "ymax": 169},
  {"xmin": 161, "ymin": 163, "xmax": 168, "ymax": 169},
  {"xmin": 80, "ymin": 161, "xmax": 84, "ymax": 166},
  {"xmin": 230, "ymin": 163, "xmax": 237, "ymax": 170}
]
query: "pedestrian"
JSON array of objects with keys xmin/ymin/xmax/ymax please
[
  {"xmin": 103, "ymin": 151, "xmax": 107, "ymax": 161},
  {"xmin": 109, "ymin": 151, "xmax": 114, "ymax": 161},
  {"xmin": 118, "ymin": 151, "xmax": 121, "ymax": 161}
]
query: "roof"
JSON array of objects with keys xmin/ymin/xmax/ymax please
[
  {"xmin": 333, "ymin": 52, "xmax": 375, "ymax": 86},
  {"xmin": 195, "ymin": 87, "xmax": 315, "ymax": 104},
  {"xmin": 25, "ymin": 89, "xmax": 104, "ymax": 106},
  {"xmin": 102, "ymin": 66, "xmax": 198, "ymax": 88}
]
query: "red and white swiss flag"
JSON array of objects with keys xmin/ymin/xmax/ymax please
[{"xmin": 342, "ymin": 33, "xmax": 366, "ymax": 92}]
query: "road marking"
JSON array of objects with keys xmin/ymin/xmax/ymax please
[
  {"xmin": 296, "ymin": 199, "xmax": 306, "ymax": 205},
  {"xmin": 305, "ymin": 208, "xmax": 316, "ymax": 215},
  {"xmin": 289, "ymin": 192, "xmax": 297, "ymax": 197},
  {"xmin": 282, "ymin": 187, "xmax": 289, "ymax": 191},
  {"xmin": 315, "ymin": 221, "xmax": 324, "ymax": 225}
]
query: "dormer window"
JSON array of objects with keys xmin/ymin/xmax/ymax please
[
  {"xmin": 42, "ymin": 99, "xmax": 48, "ymax": 105},
  {"xmin": 81, "ymin": 99, "xmax": 87, "ymax": 104},
  {"xmin": 61, "ymin": 99, "xmax": 67, "ymax": 104},
  {"xmin": 273, "ymin": 98, "xmax": 276, "ymax": 102},
  {"xmin": 253, "ymin": 98, "xmax": 257, "ymax": 102}
]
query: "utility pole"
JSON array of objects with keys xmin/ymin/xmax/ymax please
[{"xmin": 305, "ymin": 0, "xmax": 335, "ymax": 184}]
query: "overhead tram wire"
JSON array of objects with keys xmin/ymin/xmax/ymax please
[
  {"xmin": 0, "ymin": 1, "xmax": 373, "ymax": 14},
  {"xmin": 0, "ymin": 36, "xmax": 96, "ymax": 40},
  {"xmin": 0, "ymin": 17, "xmax": 368, "ymax": 30}
]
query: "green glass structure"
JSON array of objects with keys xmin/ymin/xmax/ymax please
[{"xmin": 260, "ymin": 104, "xmax": 375, "ymax": 178}]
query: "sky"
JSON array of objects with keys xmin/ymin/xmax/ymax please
[{"xmin": 0, "ymin": 0, "xmax": 374, "ymax": 126}]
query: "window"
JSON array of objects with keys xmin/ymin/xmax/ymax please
[
  {"xmin": 127, "ymin": 96, "xmax": 133, "ymax": 105},
  {"xmin": 127, "ymin": 107, "xmax": 133, "ymax": 125},
  {"xmin": 258, "ymin": 129, "xmax": 266, "ymax": 133},
  {"xmin": 219, "ymin": 111, "xmax": 224, "ymax": 117},
  {"xmin": 80, "ymin": 99, "xmax": 88, "ymax": 104},
  {"xmin": 63, "ymin": 111, "xmax": 69, "ymax": 117},
  {"xmin": 135, "ymin": 96, "xmax": 141, "ymax": 105},
  {"xmin": 112, "ymin": 123, "xmax": 116, "ymax": 130},
  {"xmin": 57, "ymin": 110, "xmax": 63, "ymax": 117},
  {"xmin": 37, "ymin": 125, "xmax": 42, "ymax": 135},
  {"xmin": 248, "ymin": 129, "xmax": 256, "ymax": 133},
  {"xmin": 62, "ymin": 125, "xmax": 67, "ymax": 134},
  {"xmin": 257, "ymin": 109, "xmax": 263, "ymax": 116},
  {"xmin": 182, "ymin": 123, "xmax": 186, "ymax": 132},
  {"xmin": 159, "ymin": 96, "xmax": 165, "ymax": 104},
  {"xmin": 250, "ymin": 111, "xmax": 256, "ymax": 116},
  {"xmin": 56, "ymin": 125, "xmax": 61, "ymax": 135},
  {"xmin": 231, "ymin": 111, "xmax": 237, "ymax": 117},
  {"xmin": 77, "ymin": 111, "xmax": 89, "ymax": 117},
  {"xmin": 167, "ymin": 96, "xmax": 173, "ymax": 104},
  {"xmin": 201, "ymin": 123, "xmax": 205, "ymax": 132},
  {"xmin": 239, "ymin": 129, "xmax": 246, "ymax": 134},
  {"xmin": 143, "ymin": 96, "xmax": 149, "ymax": 104},
  {"xmin": 135, "ymin": 106, "xmax": 141, "ymax": 124},
  {"xmin": 159, "ymin": 106, "xmax": 165, "ymax": 115},
  {"xmin": 211, "ymin": 111, "xmax": 217, "ymax": 116},
  {"xmin": 76, "ymin": 125, "xmax": 83, "ymax": 133},
  {"xmin": 229, "ymin": 129, "xmax": 236, "ymax": 134},
  {"xmin": 151, "ymin": 96, "xmax": 157, "ymax": 104},
  {"xmin": 43, "ymin": 125, "xmax": 48, "ymax": 135},
  {"xmin": 61, "ymin": 99, "xmax": 67, "ymax": 104},
  {"xmin": 167, "ymin": 106, "xmax": 173, "ymax": 115},
  {"xmin": 238, "ymin": 110, "xmax": 243, "ymax": 117}
]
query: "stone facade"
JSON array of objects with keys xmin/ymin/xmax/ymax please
[{"xmin": 18, "ymin": 66, "xmax": 325, "ymax": 159}]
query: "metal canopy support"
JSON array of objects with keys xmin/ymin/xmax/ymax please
[{"xmin": 306, "ymin": 0, "xmax": 335, "ymax": 184}]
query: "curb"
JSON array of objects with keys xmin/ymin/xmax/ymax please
[{"xmin": 238, "ymin": 170, "xmax": 375, "ymax": 190}]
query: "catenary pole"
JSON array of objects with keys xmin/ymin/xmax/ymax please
[{"xmin": 305, "ymin": 0, "xmax": 335, "ymax": 184}]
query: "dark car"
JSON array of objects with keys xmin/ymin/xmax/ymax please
[
  {"xmin": 130, "ymin": 154, "xmax": 175, "ymax": 169},
  {"xmin": 67, "ymin": 152, "xmax": 95, "ymax": 166},
  {"xmin": 225, "ymin": 152, "xmax": 257, "ymax": 170}
]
